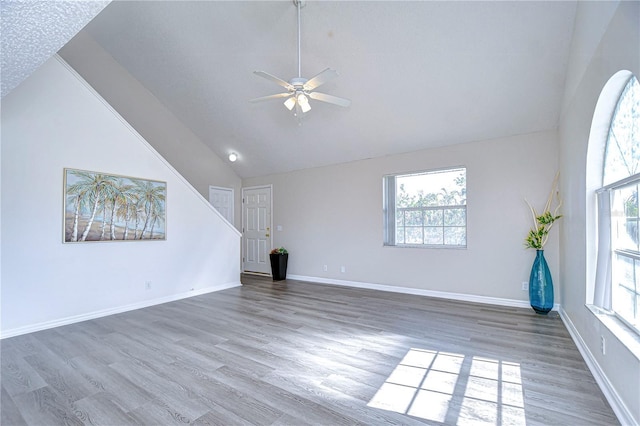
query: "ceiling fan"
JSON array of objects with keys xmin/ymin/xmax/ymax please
[{"xmin": 250, "ymin": 0, "xmax": 351, "ymax": 119}]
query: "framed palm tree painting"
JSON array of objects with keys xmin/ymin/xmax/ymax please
[{"xmin": 64, "ymin": 168, "xmax": 166, "ymax": 242}]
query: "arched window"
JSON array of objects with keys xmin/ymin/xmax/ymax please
[
  {"xmin": 603, "ymin": 76, "xmax": 640, "ymax": 185},
  {"xmin": 595, "ymin": 73, "xmax": 639, "ymax": 333}
]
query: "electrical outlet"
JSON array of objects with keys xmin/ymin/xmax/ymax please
[
  {"xmin": 145, "ymin": 281, "xmax": 152, "ymax": 290},
  {"xmin": 522, "ymin": 281, "xmax": 528, "ymax": 291},
  {"xmin": 323, "ymin": 265, "xmax": 328, "ymax": 272},
  {"xmin": 601, "ymin": 335, "xmax": 606, "ymax": 355},
  {"xmin": 340, "ymin": 266, "xmax": 346, "ymax": 273}
]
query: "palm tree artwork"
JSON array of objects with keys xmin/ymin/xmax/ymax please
[{"xmin": 64, "ymin": 169, "xmax": 166, "ymax": 242}]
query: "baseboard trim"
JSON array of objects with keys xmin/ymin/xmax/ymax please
[
  {"xmin": 0, "ymin": 281, "xmax": 242, "ymax": 339},
  {"xmin": 559, "ymin": 307, "xmax": 635, "ymax": 426},
  {"xmin": 287, "ymin": 274, "xmax": 560, "ymax": 311}
]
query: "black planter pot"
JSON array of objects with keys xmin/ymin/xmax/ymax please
[{"xmin": 269, "ymin": 253, "xmax": 288, "ymax": 281}]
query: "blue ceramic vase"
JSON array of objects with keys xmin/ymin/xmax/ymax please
[{"xmin": 529, "ymin": 250, "xmax": 554, "ymax": 314}]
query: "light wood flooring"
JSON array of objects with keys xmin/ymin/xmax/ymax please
[{"xmin": 1, "ymin": 274, "xmax": 619, "ymax": 425}]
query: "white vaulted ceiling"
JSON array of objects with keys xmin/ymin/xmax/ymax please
[
  {"xmin": 6, "ymin": 1, "xmax": 579, "ymax": 178},
  {"xmin": 0, "ymin": 0, "xmax": 110, "ymax": 98}
]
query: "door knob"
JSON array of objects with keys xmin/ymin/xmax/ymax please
[{"xmin": 265, "ymin": 233, "xmax": 270, "ymax": 237}]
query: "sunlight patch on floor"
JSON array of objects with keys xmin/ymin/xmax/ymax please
[{"xmin": 367, "ymin": 348, "xmax": 526, "ymax": 425}]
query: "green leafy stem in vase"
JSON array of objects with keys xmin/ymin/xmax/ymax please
[{"xmin": 525, "ymin": 172, "xmax": 562, "ymax": 250}]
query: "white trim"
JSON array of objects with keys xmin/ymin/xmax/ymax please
[
  {"xmin": 585, "ymin": 70, "xmax": 636, "ymax": 306},
  {"xmin": 559, "ymin": 307, "xmax": 635, "ymax": 426},
  {"xmin": 287, "ymin": 274, "xmax": 560, "ymax": 311},
  {"xmin": 383, "ymin": 164, "xmax": 467, "ymax": 180},
  {"xmin": 586, "ymin": 305, "xmax": 640, "ymax": 360},
  {"xmin": 54, "ymin": 55, "xmax": 241, "ymax": 238},
  {"xmin": 0, "ymin": 281, "xmax": 241, "ymax": 339},
  {"xmin": 383, "ymin": 167, "xmax": 468, "ymax": 248},
  {"xmin": 599, "ymin": 172, "xmax": 640, "ymax": 193}
]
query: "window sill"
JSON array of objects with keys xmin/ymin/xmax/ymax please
[
  {"xmin": 586, "ymin": 304, "xmax": 640, "ymax": 361},
  {"xmin": 383, "ymin": 244, "xmax": 467, "ymax": 250}
]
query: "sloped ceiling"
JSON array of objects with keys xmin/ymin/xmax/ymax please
[
  {"xmin": 0, "ymin": 0, "xmax": 110, "ymax": 98},
  {"xmin": 13, "ymin": 1, "xmax": 578, "ymax": 179}
]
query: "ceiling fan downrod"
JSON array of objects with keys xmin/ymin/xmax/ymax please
[{"xmin": 295, "ymin": 0, "xmax": 304, "ymax": 79}]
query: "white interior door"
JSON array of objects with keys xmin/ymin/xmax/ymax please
[
  {"xmin": 242, "ymin": 186, "xmax": 272, "ymax": 274},
  {"xmin": 209, "ymin": 186, "xmax": 234, "ymax": 225}
]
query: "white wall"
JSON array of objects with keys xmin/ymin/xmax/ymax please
[
  {"xmin": 558, "ymin": 1, "xmax": 640, "ymax": 423},
  {"xmin": 58, "ymin": 30, "xmax": 243, "ymax": 230},
  {"xmin": 244, "ymin": 130, "xmax": 559, "ymax": 305},
  {"xmin": 1, "ymin": 56, "xmax": 241, "ymax": 337}
]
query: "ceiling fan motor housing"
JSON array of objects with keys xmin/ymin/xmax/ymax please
[{"xmin": 289, "ymin": 77, "xmax": 308, "ymax": 91}]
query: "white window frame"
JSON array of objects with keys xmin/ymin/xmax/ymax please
[
  {"xmin": 594, "ymin": 73, "xmax": 640, "ymax": 334},
  {"xmin": 383, "ymin": 166, "xmax": 467, "ymax": 248}
]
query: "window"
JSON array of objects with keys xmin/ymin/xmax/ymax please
[
  {"xmin": 383, "ymin": 167, "xmax": 466, "ymax": 248},
  {"xmin": 598, "ymin": 74, "xmax": 640, "ymax": 332}
]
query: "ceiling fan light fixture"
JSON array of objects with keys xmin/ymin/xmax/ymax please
[
  {"xmin": 284, "ymin": 96, "xmax": 296, "ymax": 111},
  {"xmin": 297, "ymin": 93, "xmax": 311, "ymax": 113}
]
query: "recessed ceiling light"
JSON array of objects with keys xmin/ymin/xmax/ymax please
[{"xmin": 228, "ymin": 152, "xmax": 238, "ymax": 162}]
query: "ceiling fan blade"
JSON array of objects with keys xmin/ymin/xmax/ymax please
[
  {"xmin": 249, "ymin": 92, "xmax": 292, "ymax": 103},
  {"xmin": 303, "ymin": 68, "xmax": 338, "ymax": 91},
  {"xmin": 254, "ymin": 71, "xmax": 293, "ymax": 91},
  {"xmin": 308, "ymin": 91, "xmax": 351, "ymax": 108}
]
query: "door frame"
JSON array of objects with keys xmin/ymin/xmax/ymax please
[
  {"xmin": 208, "ymin": 185, "xmax": 234, "ymax": 226},
  {"xmin": 241, "ymin": 184, "xmax": 273, "ymax": 274}
]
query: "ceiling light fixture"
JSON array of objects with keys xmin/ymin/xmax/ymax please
[
  {"xmin": 284, "ymin": 96, "xmax": 296, "ymax": 111},
  {"xmin": 297, "ymin": 93, "xmax": 311, "ymax": 113},
  {"xmin": 228, "ymin": 152, "xmax": 238, "ymax": 162}
]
